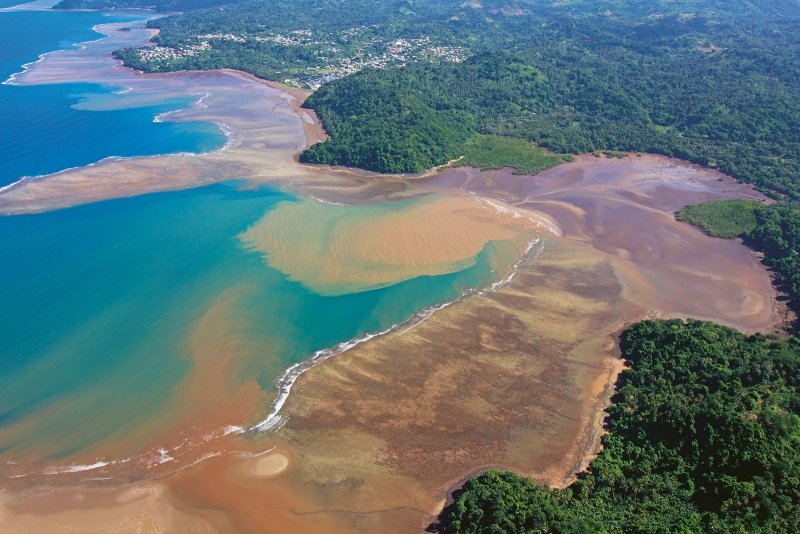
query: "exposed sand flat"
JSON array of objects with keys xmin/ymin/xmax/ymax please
[
  {"xmin": 422, "ymin": 156, "xmax": 776, "ymax": 333},
  {"xmin": 0, "ymin": 20, "xmax": 331, "ymax": 214},
  {"xmin": 248, "ymin": 454, "xmax": 290, "ymax": 477},
  {"xmin": 0, "ymin": 485, "xmax": 225, "ymax": 534},
  {"xmin": 0, "ymin": 17, "xmax": 785, "ymax": 534},
  {"xmin": 0, "ymin": 0, "xmax": 60, "ymax": 11}
]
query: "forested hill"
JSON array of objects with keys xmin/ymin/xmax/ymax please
[
  {"xmin": 300, "ymin": 9, "xmax": 800, "ymax": 189},
  {"xmin": 444, "ymin": 319, "xmax": 800, "ymax": 533},
  {"xmin": 112, "ymin": 0, "xmax": 800, "ymax": 193},
  {"xmin": 53, "ymin": 0, "xmax": 238, "ymax": 11}
]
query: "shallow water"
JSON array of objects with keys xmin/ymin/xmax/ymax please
[
  {"xmin": 0, "ymin": 9, "xmax": 530, "ymax": 474},
  {"xmin": 0, "ymin": 7, "xmax": 785, "ymax": 534},
  {"xmin": 0, "ymin": 10, "xmax": 225, "ymax": 188},
  {"xmin": 0, "ymin": 181, "xmax": 525, "ymax": 465}
]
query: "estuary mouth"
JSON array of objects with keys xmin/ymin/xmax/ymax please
[{"xmin": 0, "ymin": 5, "xmax": 789, "ymax": 534}]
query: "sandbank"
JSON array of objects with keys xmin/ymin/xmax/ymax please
[
  {"xmin": 246, "ymin": 454, "xmax": 290, "ymax": 478},
  {"xmin": 0, "ymin": 16, "xmax": 786, "ymax": 534}
]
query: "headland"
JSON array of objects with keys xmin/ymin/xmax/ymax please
[{"xmin": 0, "ymin": 16, "xmax": 783, "ymax": 534}]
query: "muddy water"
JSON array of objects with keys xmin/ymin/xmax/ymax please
[
  {"xmin": 0, "ymin": 14, "xmax": 782, "ymax": 534},
  {"xmin": 1, "ymin": 155, "xmax": 779, "ymax": 534},
  {"xmin": 422, "ymin": 156, "xmax": 776, "ymax": 332}
]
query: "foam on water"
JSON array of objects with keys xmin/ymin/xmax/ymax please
[
  {"xmin": 0, "ymin": 11, "xmax": 227, "ymax": 188},
  {"xmin": 0, "ymin": 180, "xmax": 536, "ymax": 480},
  {"xmin": 0, "ymin": 8, "xmax": 548, "ymax": 484},
  {"xmin": 251, "ymin": 236, "xmax": 547, "ymax": 433}
]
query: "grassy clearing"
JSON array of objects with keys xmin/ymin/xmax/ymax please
[
  {"xmin": 455, "ymin": 135, "xmax": 572, "ymax": 175},
  {"xmin": 675, "ymin": 199, "xmax": 763, "ymax": 238}
]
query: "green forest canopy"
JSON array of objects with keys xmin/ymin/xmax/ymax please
[
  {"xmin": 678, "ymin": 199, "xmax": 800, "ymax": 314},
  {"xmin": 112, "ymin": 0, "xmax": 800, "ymax": 192},
  {"xmin": 445, "ymin": 319, "xmax": 800, "ymax": 533},
  {"xmin": 675, "ymin": 199, "xmax": 763, "ymax": 239},
  {"xmin": 66, "ymin": 2, "xmax": 800, "ymax": 530}
]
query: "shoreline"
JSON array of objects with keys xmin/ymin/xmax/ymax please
[
  {"xmin": 425, "ymin": 347, "xmax": 626, "ymax": 527},
  {"xmin": 0, "ymin": 17, "xmax": 765, "ymax": 214},
  {"xmin": 220, "ymin": 70, "xmax": 328, "ymax": 146},
  {"xmin": 250, "ymin": 236, "xmax": 548, "ymax": 435},
  {"xmin": 0, "ymin": 162, "xmax": 782, "ymax": 533},
  {"xmin": 0, "ymin": 15, "xmax": 789, "ymax": 534}
]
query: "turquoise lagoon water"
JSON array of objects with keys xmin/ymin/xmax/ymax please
[
  {"xmin": 0, "ymin": 8, "xmax": 225, "ymax": 188},
  {"xmin": 0, "ymin": 9, "xmax": 508, "ymax": 461},
  {"xmin": 0, "ymin": 184, "xmax": 506, "ymax": 458}
]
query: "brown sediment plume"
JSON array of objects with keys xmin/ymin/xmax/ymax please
[
  {"xmin": 421, "ymin": 155, "xmax": 776, "ymax": 333},
  {"xmin": 0, "ymin": 16, "xmax": 786, "ymax": 534},
  {"xmin": 0, "ymin": 288, "xmax": 272, "ymax": 485},
  {"xmin": 0, "ymin": 167, "xmax": 781, "ymax": 532},
  {"xmin": 131, "ymin": 157, "xmax": 777, "ymax": 533},
  {"xmin": 24, "ymin": 239, "xmax": 650, "ymax": 534},
  {"xmin": 239, "ymin": 194, "xmax": 556, "ymax": 295}
]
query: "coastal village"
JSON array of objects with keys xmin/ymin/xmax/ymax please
[{"xmin": 132, "ymin": 27, "xmax": 467, "ymax": 90}]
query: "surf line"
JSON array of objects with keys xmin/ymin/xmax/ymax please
[
  {"xmin": 250, "ymin": 236, "xmax": 548, "ymax": 433},
  {"xmin": 14, "ymin": 238, "xmax": 548, "ymax": 481},
  {"xmin": 2, "ymin": 20, "xmax": 151, "ymax": 84},
  {"xmin": 0, "ymin": 136, "xmax": 232, "ymax": 203},
  {"xmin": 0, "ymin": 104, "xmax": 235, "ymax": 203}
]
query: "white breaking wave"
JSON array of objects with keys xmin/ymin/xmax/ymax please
[
  {"xmin": 475, "ymin": 197, "xmax": 563, "ymax": 237},
  {"xmin": 250, "ymin": 326, "xmax": 397, "ymax": 432},
  {"xmin": 309, "ymin": 195, "xmax": 345, "ymax": 206},
  {"xmin": 0, "ymin": 111, "xmax": 235, "ymax": 203},
  {"xmin": 251, "ymin": 235, "xmax": 548, "ymax": 433},
  {"xmin": 171, "ymin": 452, "xmax": 222, "ymax": 473},
  {"xmin": 43, "ymin": 460, "xmax": 111, "ymax": 475},
  {"xmin": 213, "ymin": 121, "xmax": 236, "ymax": 150},
  {"xmin": 195, "ymin": 91, "xmax": 211, "ymax": 108},
  {"xmin": 18, "ymin": 235, "xmax": 548, "ymax": 481},
  {"xmin": 0, "ymin": 177, "xmax": 27, "ymax": 195},
  {"xmin": 0, "ymin": 0, "xmax": 61, "ymax": 12},
  {"xmin": 2, "ymin": 22, "xmax": 133, "ymax": 84}
]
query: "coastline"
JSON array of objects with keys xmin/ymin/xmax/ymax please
[
  {"xmin": 221, "ymin": 70, "xmax": 328, "ymax": 146},
  {"xmin": 251, "ymin": 236, "xmax": 548, "ymax": 435},
  {"xmin": 0, "ymin": 14, "xmax": 789, "ymax": 534},
  {"xmin": 0, "ymin": 156, "xmax": 783, "ymax": 534}
]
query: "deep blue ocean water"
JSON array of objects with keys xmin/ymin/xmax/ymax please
[
  {"xmin": 0, "ymin": 8, "xmax": 224, "ymax": 187},
  {"xmin": 0, "ymin": 8, "xmax": 510, "ymax": 462}
]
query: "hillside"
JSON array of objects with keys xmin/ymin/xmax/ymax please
[
  {"xmin": 444, "ymin": 319, "xmax": 800, "ymax": 533},
  {"xmin": 111, "ymin": 0, "xmax": 800, "ymax": 193}
]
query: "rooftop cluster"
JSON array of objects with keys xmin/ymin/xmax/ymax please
[
  {"xmin": 136, "ymin": 41, "xmax": 210, "ymax": 62},
  {"xmin": 130, "ymin": 27, "xmax": 467, "ymax": 89}
]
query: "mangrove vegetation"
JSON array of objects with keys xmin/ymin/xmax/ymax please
[{"xmin": 445, "ymin": 319, "xmax": 800, "ymax": 533}]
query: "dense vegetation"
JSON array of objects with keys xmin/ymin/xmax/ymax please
[
  {"xmin": 299, "ymin": 54, "xmax": 580, "ymax": 173},
  {"xmin": 57, "ymin": 3, "xmax": 800, "ymax": 529},
  {"xmin": 300, "ymin": 15, "xmax": 800, "ymax": 179},
  {"xmin": 677, "ymin": 200, "xmax": 800, "ymax": 312},
  {"xmin": 54, "ymin": 0, "xmax": 236, "ymax": 11},
  {"xmin": 675, "ymin": 199, "xmax": 763, "ymax": 239},
  {"xmin": 445, "ymin": 319, "xmax": 800, "ymax": 533},
  {"xmin": 751, "ymin": 205, "xmax": 800, "ymax": 314},
  {"xmin": 456, "ymin": 136, "xmax": 572, "ymax": 176},
  {"xmin": 112, "ymin": 0, "xmax": 800, "ymax": 186}
]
